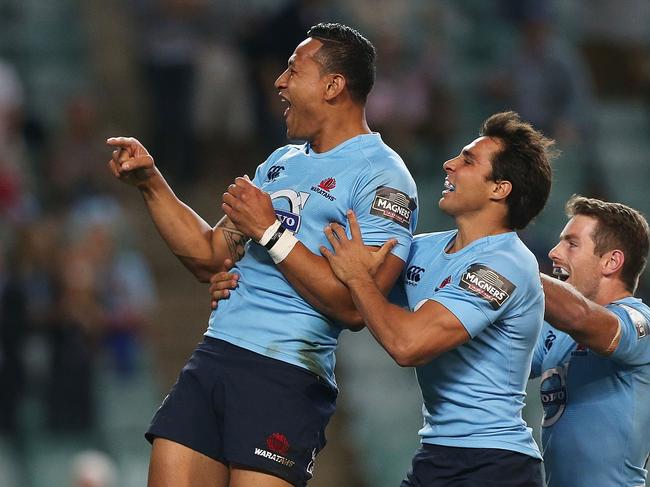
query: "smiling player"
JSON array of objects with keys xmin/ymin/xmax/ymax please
[
  {"xmin": 319, "ymin": 112, "xmax": 555, "ymax": 486},
  {"xmin": 106, "ymin": 22, "xmax": 417, "ymax": 487},
  {"xmin": 533, "ymin": 196, "xmax": 650, "ymax": 486}
]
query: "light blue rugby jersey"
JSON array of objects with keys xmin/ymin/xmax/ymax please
[
  {"xmin": 400, "ymin": 230, "xmax": 543, "ymax": 459},
  {"xmin": 531, "ymin": 296, "xmax": 650, "ymax": 487},
  {"xmin": 206, "ymin": 133, "xmax": 418, "ymax": 389}
]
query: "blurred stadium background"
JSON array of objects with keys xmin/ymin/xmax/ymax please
[{"xmin": 0, "ymin": 0, "xmax": 648, "ymax": 485}]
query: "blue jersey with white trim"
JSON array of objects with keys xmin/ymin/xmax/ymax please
[
  {"xmin": 206, "ymin": 133, "xmax": 418, "ymax": 389},
  {"xmin": 402, "ymin": 230, "xmax": 543, "ymax": 459},
  {"xmin": 531, "ymin": 296, "xmax": 650, "ymax": 487}
]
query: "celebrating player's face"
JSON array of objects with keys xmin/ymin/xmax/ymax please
[
  {"xmin": 275, "ymin": 38, "xmax": 329, "ymax": 142},
  {"xmin": 438, "ymin": 136, "xmax": 502, "ymax": 217},
  {"xmin": 548, "ymin": 215, "xmax": 603, "ymax": 300}
]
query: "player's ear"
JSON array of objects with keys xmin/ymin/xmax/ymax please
[
  {"xmin": 490, "ymin": 179, "xmax": 512, "ymax": 202},
  {"xmin": 601, "ymin": 249, "xmax": 624, "ymax": 277},
  {"xmin": 324, "ymin": 74, "xmax": 346, "ymax": 101}
]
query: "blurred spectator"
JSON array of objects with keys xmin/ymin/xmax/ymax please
[
  {"xmin": 133, "ymin": 0, "xmax": 209, "ymax": 184},
  {"xmin": 577, "ymin": 0, "xmax": 650, "ymax": 98},
  {"xmin": 46, "ymin": 232, "xmax": 102, "ymax": 432},
  {"xmin": 45, "ymin": 94, "xmax": 111, "ymax": 206},
  {"xmin": 45, "ymin": 195, "xmax": 156, "ymax": 431},
  {"xmin": 366, "ymin": 32, "xmax": 457, "ymax": 178},
  {"xmin": 0, "ymin": 58, "xmax": 24, "ymax": 152},
  {"xmin": 192, "ymin": 30, "xmax": 256, "ymax": 181},
  {"xmin": 0, "ymin": 246, "xmax": 28, "ymax": 435},
  {"xmin": 63, "ymin": 196, "xmax": 157, "ymax": 379},
  {"xmin": 0, "ymin": 58, "xmax": 37, "ymax": 227},
  {"xmin": 488, "ymin": 2, "xmax": 595, "ymax": 144},
  {"xmin": 239, "ymin": 0, "xmax": 338, "ymax": 151},
  {"xmin": 70, "ymin": 449, "xmax": 117, "ymax": 487},
  {"xmin": 1, "ymin": 217, "xmax": 60, "ymax": 435}
]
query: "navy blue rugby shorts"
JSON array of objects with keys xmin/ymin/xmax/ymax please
[
  {"xmin": 401, "ymin": 443, "xmax": 543, "ymax": 487},
  {"xmin": 145, "ymin": 337, "xmax": 337, "ymax": 487}
]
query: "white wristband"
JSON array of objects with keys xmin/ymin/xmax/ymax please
[
  {"xmin": 268, "ymin": 229, "xmax": 299, "ymax": 264},
  {"xmin": 258, "ymin": 220, "xmax": 282, "ymax": 246}
]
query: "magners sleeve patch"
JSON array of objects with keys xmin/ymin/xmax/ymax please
[
  {"xmin": 618, "ymin": 304, "xmax": 649, "ymax": 340},
  {"xmin": 459, "ymin": 264, "xmax": 516, "ymax": 310},
  {"xmin": 370, "ymin": 186, "xmax": 416, "ymax": 229}
]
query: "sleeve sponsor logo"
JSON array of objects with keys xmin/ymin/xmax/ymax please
[
  {"xmin": 619, "ymin": 304, "xmax": 649, "ymax": 340},
  {"xmin": 370, "ymin": 186, "xmax": 416, "ymax": 229},
  {"xmin": 637, "ymin": 320, "xmax": 649, "ymax": 339},
  {"xmin": 459, "ymin": 263, "xmax": 516, "ymax": 310}
]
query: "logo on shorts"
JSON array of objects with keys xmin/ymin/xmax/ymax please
[
  {"xmin": 311, "ymin": 177, "xmax": 336, "ymax": 201},
  {"xmin": 306, "ymin": 447, "xmax": 317, "ymax": 476},
  {"xmin": 459, "ymin": 264, "xmax": 515, "ymax": 310},
  {"xmin": 253, "ymin": 433, "xmax": 295, "ymax": 468},
  {"xmin": 370, "ymin": 186, "xmax": 416, "ymax": 229},
  {"xmin": 406, "ymin": 265, "xmax": 425, "ymax": 286},
  {"xmin": 266, "ymin": 432, "xmax": 290, "ymax": 455}
]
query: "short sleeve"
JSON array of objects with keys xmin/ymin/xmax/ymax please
[
  {"xmin": 530, "ymin": 323, "xmax": 552, "ymax": 379},
  {"xmin": 432, "ymin": 260, "xmax": 519, "ymax": 338},
  {"xmin": 253, "ymin": 146, "xmax": 291, "ymax": 187},
  {"xmin": 252, "ymin": 162, "xmax": 265, "ymax": 187},
  {"xmin": 610, "ymin": 304, "xmax": 650, "ymax": 366},
  {"xmin": 350, "ymin": 162, "xmax": 418, "ymax": 262},
  {"xmin": 388, "ymin": 277, "xmax": 409, "ymax": 309}
]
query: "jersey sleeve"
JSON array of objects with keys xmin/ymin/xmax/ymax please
[
  {"xmin": 609, "ymin": 304, "xmax": 650, "ymax": 366},
  {"xmin": 252, "ymin": 162, "xmax": 265, "ymax": 187},
  {"xmin": 530, "ymin": 323, "xmax": 551, "ymax": 379},
  {"xmin": 387, "ymin": 276, "xmax": 409, "ymax": 309},
  {"xmin": 431, "ymin": 255, "xmax": 521, "ymax": 338},
  {"xmin": 349, "ymin": 161, "xmax": 418, "ymax": 263}
]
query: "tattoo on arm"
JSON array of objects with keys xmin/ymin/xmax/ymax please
[
  {"xmin": 215, "ymin": 216, "xmax": 250, "ymax": 263},
  {"xmin": 223, "ymin": 228, "xmax": 248, "ymax": 262}
]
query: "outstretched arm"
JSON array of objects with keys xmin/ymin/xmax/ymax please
[
  {"xmin": 320, "ymin": 211, "xmax": 470, "ymax": 365},
  {"xmin": 106, "ymin": 137, "xmax": 248, "ymax": 282},
  {"xmin": 541, "ymin": 273, "xmax": 621, "ymax": 355}
]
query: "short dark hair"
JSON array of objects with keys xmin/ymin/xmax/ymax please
[
  {"xmin": 307, "ymin": 22, "xmax": 376, "ymax": 103},
  {"xmin": 566, "ymin": 195, "xmax": 650, "ymax": 293},
  {"xmin": 480, "ymin": 111, "xmax": 556, "ymax": 230}
]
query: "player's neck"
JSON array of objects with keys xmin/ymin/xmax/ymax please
[
  {"xmin": 308, "ymin": 108, "xmax": 371, "ymax": 154},
  {"xmin": 450, "ymin": 213, "xmax": 511, "ymax": 253},
  {"xmin": 594, "ymin": 279, "xmax": 633, "ymax": 306}
]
